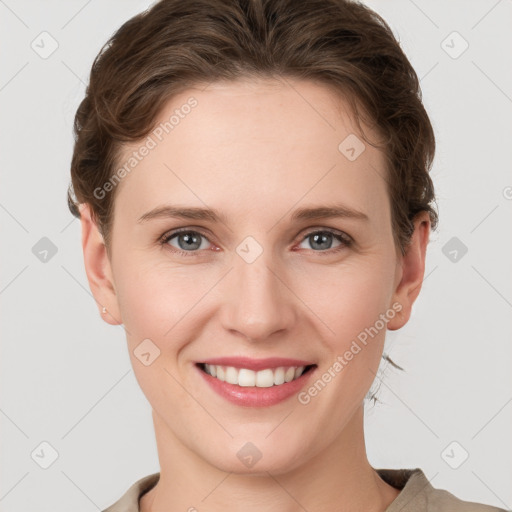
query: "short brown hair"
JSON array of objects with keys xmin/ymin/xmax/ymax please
[{"xmin": 67, "ymin": 0, "xmax": 438, "ymax": 257}]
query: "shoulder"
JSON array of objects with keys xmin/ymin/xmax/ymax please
[
  {"xmin": 102, "ymin": 472, "xmax": 160, "ymax": 512},
  {"xmin": 376, "ymin": 468, "xmax": 508, "ymax": 512}
]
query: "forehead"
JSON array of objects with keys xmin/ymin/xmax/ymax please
[{"xmin": 113, "ymin": 78, "xmax": 389, "ymax": 225}]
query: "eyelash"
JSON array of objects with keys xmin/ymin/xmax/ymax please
[{"xmin": 158, "ymin": 227, "xmax": 353, "ymax": 257}]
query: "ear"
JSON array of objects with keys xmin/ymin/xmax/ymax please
[
  {"xmin": 79, "ymin": 204, "xmax": 122, "ymax": 325},
  {"xmin": 387, "ymin": 211, "xmax": 431, "ymax": 331}
]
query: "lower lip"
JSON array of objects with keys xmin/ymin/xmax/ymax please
[{"xmin": 195, "ymin": 364, "xmax": 317, "ymax": 407}]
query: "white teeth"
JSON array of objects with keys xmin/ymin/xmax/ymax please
[
  {"xmin": 225, "ymin": 366, "xmax": 238, "ymax": 385},
  {"xmin": 255, "ymin": 369, "xmax": 274, "ymax": 388},
  {"xmin": 238, "ymin": 368, "xmax": 256, "ymax": 387},
  {"xmin": 285, "ymin": 367, "xmax": 296, "ymax": 382},
  {"xmin": 274, "ymin": 367, "xmax": 285, "ymax": 385},
  {"xmin": 203, "ymin": 364, "xmax": 308, "ymax": 387}
]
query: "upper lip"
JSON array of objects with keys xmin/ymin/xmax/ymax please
[{"xmin": 197, "ymin": 356, "xmax": 316, "ymax": 371}]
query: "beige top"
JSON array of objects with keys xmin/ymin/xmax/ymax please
[{"xmin": 102, "ymin": 468, "xmax": 507, "ymax": 512}]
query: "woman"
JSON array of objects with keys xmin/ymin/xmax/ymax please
[{"xmin": 67, "ymin": 0, "xmax": 506, "ymax": 511}]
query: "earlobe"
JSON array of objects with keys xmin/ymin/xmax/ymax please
[
  {"xmin": 79, "ymin": 204, "xmax": 122, "ymax": 325},
  {"xmin": 387, "ymin": 212, "xmax": 431, "ymax": 331}
]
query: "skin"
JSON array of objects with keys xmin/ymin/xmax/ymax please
[{"xmin": 80, "ymin": 77, "xmax": 430, "ymax": 512}]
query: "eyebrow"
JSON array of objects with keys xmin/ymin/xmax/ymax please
[{"xmin": 137, "ymin": 204, "xmax": 369, "ymax": 224}]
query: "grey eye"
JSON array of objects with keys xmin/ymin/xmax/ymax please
[
  {"xmin": 167, "ymin": 231, "xmax": 209, "ymax": 251},
  {"xmin": 298, "ymin": 231, "xmax": 345, "ymax": 251}
]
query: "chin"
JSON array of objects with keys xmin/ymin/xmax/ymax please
[{"xmin": 200, "ymin": 435, "xmax": 306, "ymax": 476}]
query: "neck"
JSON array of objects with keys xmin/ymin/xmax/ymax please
[{"xmin": 141, "ymin": 404, "xmax": 400, "ymax": 512}]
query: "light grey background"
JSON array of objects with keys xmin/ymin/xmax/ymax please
[{"xmin": 1, "ymin": 1, "xmax": 511, "ymax": 511}]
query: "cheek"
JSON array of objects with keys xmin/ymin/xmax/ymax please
[
  {"xmin": 113, "ymin": 256, "xmax": 219, "ymax": 354},
  {"xmin": 297, "ymin": 265, "xmax": 394, "ymax": 410},
  {"xmin": 291, "ymin": 257, "xmax": 395, "ymax": 345},
  {"xmin": 112, "ymin": 259, "xmax": 203, "ymax": 406}
]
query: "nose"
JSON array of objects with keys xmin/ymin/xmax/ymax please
[{"xmin": 220, "ymin": 250, "xmax": 296, "ymax": 342}]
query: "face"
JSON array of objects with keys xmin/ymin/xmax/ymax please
[{"xmin": 81, "ymin": 78, "xmax": 429, "ymax": 475}]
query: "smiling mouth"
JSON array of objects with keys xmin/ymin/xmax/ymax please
[{"xmin": 197, "ymin": 362, "xmax": 317, "ymax": 387}]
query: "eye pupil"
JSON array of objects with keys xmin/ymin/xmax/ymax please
[
  {"xmin": 310, "ymin": 232, "xmax": 333, "ymax": 250},
  {"xmin": 178, "ymin": 232, "xmax": 201, "ymax": 250}
]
